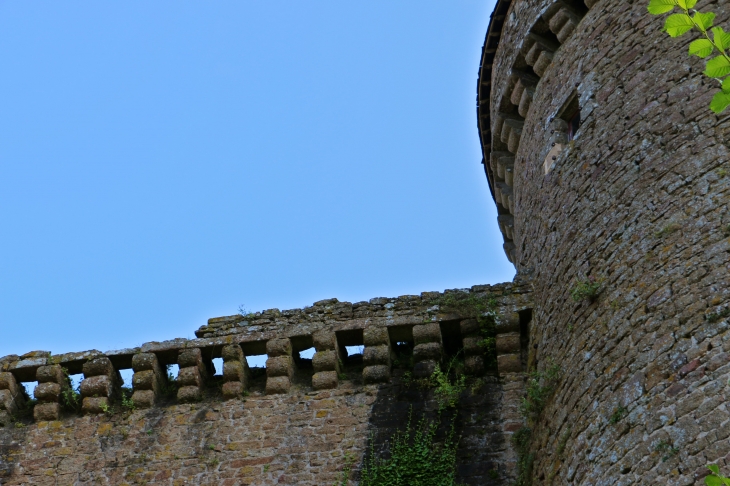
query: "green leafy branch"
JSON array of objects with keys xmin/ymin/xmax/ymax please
[
  {"xmin": 706, "ymin": 464, "xmax": 730, "ymax": 486},
  {"xmin": 648, "ymin": 0, "xmax": 730, "ymax": 112}
]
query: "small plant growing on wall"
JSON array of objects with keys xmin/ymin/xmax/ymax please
[
  {"xmin": 570, "ymin": 276, "xmax": 602, "ymax": 303},
  {"xmin": 648, "ymin": 0, "xmax": 730, "ymax": 112},
  {"xmin": 359, "ymin": 410, "xmax": 460, "ymax": 486}
]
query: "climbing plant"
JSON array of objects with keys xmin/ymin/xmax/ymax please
[
  {"xmin": 359, "ymin": 410, "xmax": 460, "ymax": 486},
  {"xmin": 648, "ymin": 0, "xmax": 730, "ymax": 112}
]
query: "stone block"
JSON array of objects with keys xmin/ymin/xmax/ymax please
[
  {"xmin": 497, "ymin": 354, "xmax": 522, "ymax": 374},
  {"xmin": 36, "ymin": 365, "xmax": 65, "ymax": 385},
  {"xmin": 363, "ymin": 345, "xmax": 391, "ymax": 366},
  {"xmin": 312, "ymin": 371, "xmax": 338, "ymax": 390},
  {"xmin": 495, "ymin": 312, "xmax": 520, "ymax": 334},
  {"xmin": 33, "ymin": 402, "xmax": 59, "ymax": 421},
  {"xmin": 178, "ymin": 348, "xmax": 203, "ymax": 368},
  {"xmin": 221, "ymin": 344, "xmax": 244, "ymax": 362},
  {"xmin": 34, "ymin": 382, "xmax": 61, "ymax": 402},
  {"xmin": 131, "ymin": 390, "xmax": 156, "ymax": 408},
  {"xmin": 0, "ymin": 372, "xmax": 20, "ymax": 395},
  {"xmin": 363, "ymin": 365, "xmax": 390, "ymax": 384},
  {"xmin": 82, "ymin": 357, "xmax": 114, "ymax": 377},
  {"xmin": 132, "ymin": 369, "xmax": 160, "ymax": 392},
  {"xmin": 131, "ymin": 352, "xmax": 160, "ymax": 372},
  {"xmin": 465, "ymin": 355, "xmax": 485, "ymax": 376},
  {"xmin": 223, "ymin": 360, "xmax": 245, "ymax": 383},
  {"xmin": 312, "ymin": 331, "xmax": 336, "ymax": 351},
  {"xmin": 312, "ymin": 350, "xmax": 339, "ymax": 372},
  {"xmin": 82, "ymin": 396, "xmax": 110, "ymax": 414},
  {"xmin": 496, "ymin": 333, "xmax": 521, "ymax": 354},
  {"xmin": 177, "ymin": 367, "xmax": 202, "ymax": 387},
  {"xmin": 222, "ymin": 381, "xmax": 244, "ymax": 399},
  {"xmin": 460, "ymin": 318, "xmax": 479, "ymax": 336},
  {"xmin": 463, "ymin": 336, "xmax": 483, "ymax": 356},
  {"xmin": 413, "ymin": 360, "xmax": 437, "ymax": 378},
  {"xmin": 412, "ymin": 323, "xmax": 442, "ymax": 345},
  {"xmin": 363, "ymin": 327, "xmax": 389, "ymax": 346},
  {"xmin": 0, "ymin": 389, "xmax": 19, "ymax": 413},
  {"xmin": 413, "ymin": 343, "xmax": 442, "ymax": 362},
  {"xmin": 80, "ymin": 375, "xmax": 113, "ymax": 398},
  {"xmin": 265, "ymin": 376, "xmax": 291, "ymax": 395},
  {"xmin": 266, "ymin": 338, "xmax": 292, "ymax": 357},
  {"xmin": 266, "ymin": 356, "xmax": 294, "ymax": 378},
  {"xmin": 177, "ymin": 386, "xmax": 201, "ymax": 403}
]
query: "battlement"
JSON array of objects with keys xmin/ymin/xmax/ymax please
[{"xmin": 0, "ymin": 282, "xmax": 532, "ymax": 425}]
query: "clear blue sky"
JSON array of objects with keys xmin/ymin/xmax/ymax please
[{"xmin": 0, "ymin": 0, "xmax": 511, "ymax": 359}]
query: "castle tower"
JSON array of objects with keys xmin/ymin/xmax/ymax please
[{"xmin": 478, "ymin": 0, "xmax": 730, "ymax": 483}]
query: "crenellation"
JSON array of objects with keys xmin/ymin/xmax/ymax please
[
  {"xmin": 80, "ymin": 356, "xmax": 121, "ymax": 414},
  {"xmin": 176, "ymin": 348, "xmax": 211, "ymax": 403},
  {"xmin": 32, "ymin": 364, "xmax": 69, "ymax": 421},
  {"xmin": 131, "ymin": 352, "xmax": 165, "ymax": 408}
]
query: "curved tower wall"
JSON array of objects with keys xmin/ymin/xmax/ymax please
[{"xmin": 481, "ymin": 0, "xmax": 730, "ymax": 483}]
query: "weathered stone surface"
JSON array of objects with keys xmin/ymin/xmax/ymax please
[
  {"xmin": 177, "ymin": 385, "xmax": 201, "ymax": 403},
  {"xmin": 81, "ymin": 396, "xmax": 109, "ymax": 414},
  {"xmin": 221, "ymin": 381, "xmax": 244, "ymax": 399},
  {"xmin": 412, "ymin": 323, "xmax": 442, "ymax": 345},
  {"xmin": 176, "ymin": 366, "xmax": 201, "ymax": 387},
  {"xmin": 363, "ymin": 365, "xmax": 390, "ymax": 384},
  {"xmin": 0, "ymin": 372, "xmax": 20, "ymax": 396},
  {"xmin": 363, "ymin": 326, "xmax": 389, "ymax": 346},
  {"xmin": 363, "ymin": 345, "xmax": 391, "ymax": 366},
  {"xmin": 265, "ymin": 356, "xmax": 293, "ymax": 378},
  {"xmin": 460, "ymin": 318, "xmax": 479, "ymax": 336},
  {"xmin": 464, "ymin": 355, "xmax": 485, "ymax": 376},
  {"xmin": 266, "ymin": 338, "xmax": 292, "ymax": 357},
  {"xmin": 131, "ymin": 389, "xmax": 156, "ymax": 408},
  {"xmin": 222, "ymin": 360, "xmax": 245, "ymax": 383},
  {"xmin": 35, "ymin": 365, "xmax": 65, "ymax": 384},
  {"xmin": 413, "ymin": 359, "xmax": 437, "ymax": 379},
  {"xmin": 265, "ymin": 375, "xmax": 290, "ymax": 395},
  {"xmin": 34, "ymin": 382, "xmax": 61, "ymax": 402},
  {"xmin": 132, "ymin": 369, "xmax": 159, "ymax": 391},
  {"xmin": 497, "ymin": 354, "xmax": 521, "ymax": 374},
  {"xmin": 177, "ymin": 348, "xmax": 203, "ymax": 368},
  {"xmin": 413, "ymin": 343, "xmax": 442, "ymax": 362},
  {"xmin": 33, "ymin": 402, "xmax": 59, "ymax": 422},
  {"xmin": 312, "ymin": 371, "xmax": 338, "ymax": 390},
  {"xmin": 131, "ymin": 352, "xmax": 159, "ymax": 372},
  {"xmin": 80, "ymin": 375, "xmax": 113, "ymax": 398},
  {"xmin": 221, "ymin": 344, "xmax": 243, "ymax": 362},
  {"xmin": 312, "ymin": 330, "xmax": 336, "ymax": 351},
  {"xmin": 495, "ymin": 333, "xmax": 520, "ymax": 354},
  {"xmin": 462, "ymin": 336, "xmax": 482, "ymax": 356},
  {"xmin": 82, "ymin": 357, "xmax": 113, "ymax": 377},
  {"xmin": 312, "ymin": 350, "xmax": 338, "ymax": 372}
]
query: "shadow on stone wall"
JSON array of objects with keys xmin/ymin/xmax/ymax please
[{"xmin": 364, "ymin": 369, "xmax": 506, "ymax": 486}]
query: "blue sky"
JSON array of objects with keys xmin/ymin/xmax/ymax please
[{"xmin": 0, "ymin": 0, "xmax": 511, "ymax": 360}]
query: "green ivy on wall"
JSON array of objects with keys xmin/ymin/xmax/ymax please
[{"xmin": 648, "ymin": 0, "xmax": 730, "ymax": 112}]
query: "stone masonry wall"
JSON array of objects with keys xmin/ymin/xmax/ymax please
[
  {"xmin": 0, "ymin": 282, "xmax": 533, "ymax": 485},
  {"xmin": 487, "ymin": 0, "xmax": 730, "ymax": 484}
]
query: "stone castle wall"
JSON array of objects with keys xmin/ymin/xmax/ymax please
[
  {"xmin": 480, "ymin": 0, "xmax": 730, "ymax": 484},
  {"xmin": 0, "ymin": 282, "xmax": 533, "ymax": 485}
]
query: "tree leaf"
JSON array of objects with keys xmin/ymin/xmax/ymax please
[
  {"xmin": 712, "ymin": 27, "xmax": 730, "ymax": 51},
  {"xmin": 705, "ymin": 55, "xmax": 730, "ymax": 78},
  {"xmin": 685, "ymin": 0, "xmax": 697, "ymax": 7},
  {"xmin": 710, "ymin": 91, "xmax": 730, "ymax": 113},
  {"xmin": 648, "ymin": 0, "xmax": 676, "ymax": 14},
  {"xmin": 706, "ymin": 476, "xmax": 723, "ymax": 486},
  {"xmin": 664, "ymin": 13, "xmax": 695, "ymax": 37},
  {"xmin": 708, "ymin": 465, "xmax": 721, "ymax": 474},
  {"xmin": 689, "ymin": 39, "xmax": 714, "ymax": 58},
  {"xmin": 693, "ymin": 11, "xmax": 715, "ymax": 31},
  {"xmin": 722, "ymin": 77, "xmax": 730, "ymax": 93},
  {"xmin": 677, "ymin": 0, "xmax": 695, "ymax": 9}
]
